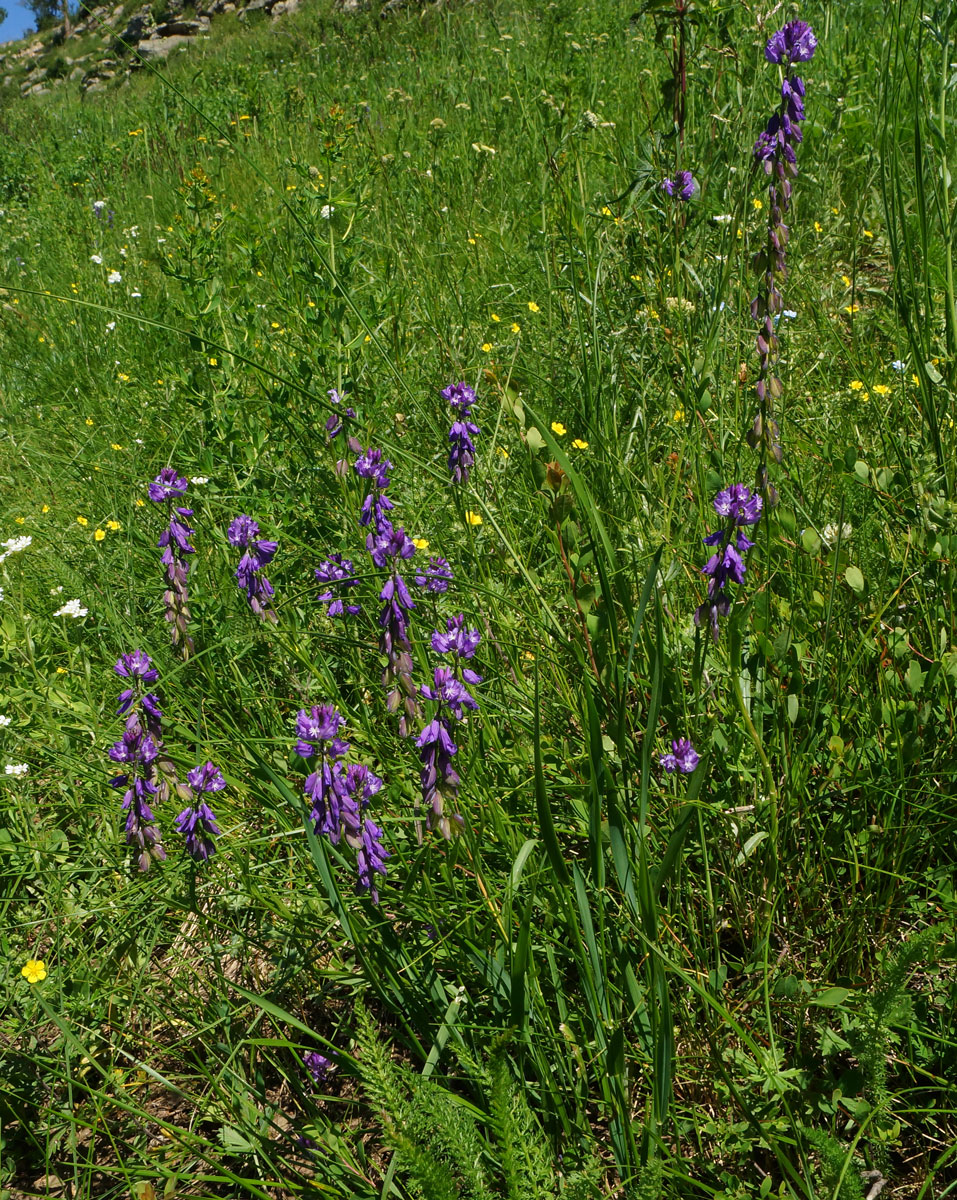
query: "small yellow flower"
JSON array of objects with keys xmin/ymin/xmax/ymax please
[
  {"xmin": 76, "ymin": 516, "xmax": 88, "ymax": 526},
  {"xmin": 128, "ymin": 128, "xmax": 143, "ymax": 136},
  {"xmin": 94, "ymin": 529, "xmax": 106, "ymax": 542},
  {"xmin": 863, "ymin": 229, "xmax": 874, "ymax": 238},
  {"xmin": 412, "ymin": 537, "xmax": 430, "ymax": 551},
  {"xmin": 912, "ymin": 373, "xmax": 921, "ymax": 385},
  {"xmin": 464, "ymin": 511, "xmax": 483, "ymax": 527},
  {"xmin": 673, "ymin": 408, "xmax": 685, "ymax": 423},
  {"xmin": 117, "ymin": 373, "xmax": 130, "ymax": 382},
  {"xmin": 571, "ymin": 438, "xmax": 589, "ymax": 449},
  {"xmin": 528, "ymin": 301, "xmax": 540, "ymax": 312},
  {"xmin": 496, "ymin": 446, "xmax": 509, "ymax": 459},
  {"xmin": 872, "ymin": 384, "xmax": 890, "ymax": 396},
  {"xmin": 135, "ymin": 499, "xmax": 145, "ymax": 507},
  {"xmin": 601, "ymin": 206, "xmax": 612, "ymax": 217},
  {"xmin": 14, "ymin": 517, "xmax": 24, "ymax": 524},
  {"xmin": 467, "ymin": 237, "xmax": 476, "ymax": 245},
  {"xmin": 208, "ymin": 357, "xmax": 218, "ymax": 366},
  {"xmin": 38, "ymin": 335, "xmax": 45, "ymax": 343},
  {"xmin": 156, "ymin": 379, "xmax": 164, "ymax": 385},
  {"xmin": 752, "ymin": 198, "xmax": 763, "ymax": 211},
  {"xmin": 41, "ymin": 505, "xmax": 49, "ymax": 514},
  {"xmin": 270, "ymin": 322, "xmax": 280, "ymax": 329},
  {"xmin": 736, "ymin": 228, "xmax": 743, "ymax": 239},
  {"xmin": 841, "ymin": 274, "xmax": 851, "ymax": 287},
  {"xmin": 21, "ymin": 959, "xmax": 47, "ymax": 983},
  {"xmin": 849, "ymin": 380, "xmax": 864, "ymax": 391},
  {"xmin": 482, "ymin": 342, "xmax": 493, "ymax": 352},
  {"xmin": 106, "ymin": 520, "xmax": 121, "ymax": 531},
  {"xmin": 307, "ymin": 300, "xmax": 315, "ymax": 308},
  {"xmin": 55, "ymin": 667, "xmax": 68, "ymax": 674},
  {"xmin": 510, "ymin": 322, "xmax": 521, "ymax": 334},
  {"xmin": 85, "ymin": 418, "xmax": 94, "ymax": 427},
  {"xmin": 491, "ymin": 312, "xmax": 501, "ymax": 322},
  {"xmin": 844, "ymin": 304, "xmax": 860, "ymax": 314},
  {"xmin": 551, "ymin": 422, "xmax": 567, "ymax": 436},
  {"xmin": 110, "ymin": 443, "xmax": 123, "ymax": 451},
  {"xmin": 831, "ymin": 206, "xmax": 840, "ymax": 215},
  {"xmin": 814, "ymin": 221, "xmax": 823, "ymax": 233},
  {"xmin": 861, "ymin": 391, "xmax": 870, "ymax": 401}
]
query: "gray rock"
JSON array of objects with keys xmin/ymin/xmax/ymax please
[
  {"xmin": 154, "ymin": 15, "xmax": 209, "ymax": 35},
  {"xmin": 136, "ymin": 33, "xmax": 196, "ymax": 58},
  {"xmin": 69, "ymin": 65, "xmax": 85, "ymax": 79},
  {"xmin": 118, "ymin": 12, "xmax": 155, "ymax": 43},
  {"xmin": 270, "ymin": 0, "xmax": 300, "ymax": 16}
]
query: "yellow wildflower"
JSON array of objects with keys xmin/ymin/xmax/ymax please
[
  {"xmin": 76, "ymin": 516, "xmax": 88, "ymax": 526},
  {"xmin": 41, "ymin": 505, "xmax": 49, "ymax": 514},
  {"xmin": 841, "ymin": 274, "xmax": 852, "ymax": 287},
  {"xmin": 872, "ymin": 384, "xmax": 890, "ymax": 396},
  {"xmin": 85, "ymin": 418, "xmax": 94, "ymax": 427},
  {"xmin": 106, "ymin": 520, "xmax": 121, "ymax": 531},
  {"xmin": 491, "ymin": 312, "xmax": 501, "ymax": 322},
  {"xmin": 863, "ymin": 229, "xmax": 874, "ymax": 238},
  {"xmin": 465, "ymin": 511, "xmax": 483, "ymax": 527},
  {"xmin": 571, "ymin": 438, "xmax": 589, "ymax": 449},
  {"xmin": 55, "ymin": 667, "xmax": 67, "ymax": 674},
  {"xmin": 528, "ymin": 301, "xmax": 540, "ymax": 312},
  {"xmin": 849, "ymin": 380, "xmax": 864, "ymax": 391},
  {"xmin": 844, "ymin": 304, "xmax": 860, "ymax": 314},
  {"xmin": 482, "ymin": 342, "xmax": 493, "ymax": 352},
  {"xmin": 673, "ymin": 408, "xmax": 685, "ymax": 423},
  {"xmin": 94, "ymin": 529, "xmax": 106, "ymax": 542},
  {"xmin": 510, "ymin": 322, "xmax": 521, "ymax": 334},
  {"xmin": 814, "ymin": 221, "xmax": 823, "ymax": 233},
  {"xmin": 412, "ymin": 538, "xmax": 429, "ymax": 551},
  {"xmin": 752, "ymin": 198, "xmax": 763, "ymax": 211},
  {"xmin": 14, "ymin": 517, "xmax": 24, "ymax": 524},
  {"xmin": 21, "ymin": 959, "xmax": 47, "ymax": 983},
  {"xmin": 551, "ymin": 422, "xmax": 567, "ymax": 436},
  {"xmin": 111, "ymin": 443, "xmax": 123, "ymax": 451},
  {"xmin": 135, "ymin": 499, "xmax": 145, "ymax": 507}
]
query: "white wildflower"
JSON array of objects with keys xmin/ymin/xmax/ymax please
[
  {"xmin": 107, "ymin": 270, "xmax": 122, "ymax": 284},
  {"xmin": 821, "ymin": 522, "xmax": 853, "ymax": 550},
  {"xmin": 2, "ymin": 536, "xmax": 32, "ymax": 554},
  {"xmin": 320, "ymin": 205, "xmax": 335, "ymax": 219},
  {"xmin": 0, "ymin": 715, "xmax": 11, "ymax": 727},
  {"xmin": 190, "ymin": 476, "xmax": 209, "ymax": 485},
  {"xmin": 90, "ymin": 253, "xmax": 103, "ymax": 264},
  {"xmin": 53, "ymin": 598, "xmax": 88, "ymax": 619},
  {"xmin": 5, "ymin": 763, "xmax": 28, "ymax": 777}
]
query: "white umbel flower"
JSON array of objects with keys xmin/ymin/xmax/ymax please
[{"xmin": 53, "ymin": 599, "xmax": 88, "ymax": 619}]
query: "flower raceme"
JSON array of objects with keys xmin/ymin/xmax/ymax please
[
  {"xmin": 149, "ymin": 468, "xmax": 195, "ymax": 657},
  {"xmin": 441, "ymin": 381, "xmax": 480, "ymax": 485},
  {"xmin": 661, "ymin": 171, "xmax": 697, "ymax": 201},
  {"xmin": 694, "ymin": 485, "xmax": 763, "ymax": 643},
  {"xmin": 175, "ymin": 761, "xmax": 225, "ymax": 861},
  {"xmin": 659, "ymin": 738, "xmax": 699, "ymax": 774},
  {"xmin": 227, "ymin": 515, "xmax": 278, "ymax": 623},
  {"xmin": 315, "ymin": 553, "xmax": 361, "ymax": 617},
  {"xmin": 294, "ymin": 705, "xmax": 389, "ymax": 901}
]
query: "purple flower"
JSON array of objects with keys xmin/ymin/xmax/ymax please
[
  {"xmin": 315, "ymin": 554, "xmax": 361, "ymax": 617},
  {"xmin": 661, "ymin": 171, "xmax": 697, "ymax": 201},
  {"xmin": 357, "ymin": 818, "xmax": 389, "ymax": 903},
  {"xmin": 175, "ymin": 799, "xmax": 222, "ymax": 862},
  {"xmin": 121, "ymin": 776, "xmax": 166, "ymax": 873},
  {"xmin": 296, "ymin": 704, "xmax": 346, "ymax": 758},
  {"xmin": 366, "ymin": 523, "xmax": 416, "ymax": 569},
  {"xmin": 355, "ymin": 448, "xmax": 395, "ymax": 530},
  {"xmin": 660, "ymin": 738, "xmax": 699, "ymax": 774},
  {"xmin": 325, "ymin": 388, "xmax": 355, "ymax": 440},
  {"xmin": 365, "ymin": 522, "xmax": 419, "ymax": 736},
  {"xmin": 765, "ymin": 19, "xmax": 817, "ymax": 65},
  {"xmin": 442, "ymin": 382, "xmax": 480, "ymax": 484},
  {"xmin": 431, "ymin": 614, "xmax": 481, "ymax": 661},
  {"xmin": 187, "ymin": 761, "xmax": 227, "ymax": 794},
  {"xmin": 228, "ymin": 515, "xmax": 278, "ymax": 622},
  {"xmin": 440, "ymin": 381, "xmax": 477, "ymax": 414},
  {"xmin": 114, "ymin": 650, "xmax": 158, "ymax": 684},
  {"xmin": 694, "ymin": 485, "xmax": 761, "ymax": 643},
  {"xmin": 148, "ymin": 467, "xmax": 189, "ymax": 503},
  {"xmin": 415, "ymin": 556, "xmax": 453, "ymax": 593},
  {"xmin": 303, "ymin": 1051, "xmax": 334, "ymax": 1084},
  {"xmin": 714, "ymin": 485, "xmax": 764, "ymax": 525}
]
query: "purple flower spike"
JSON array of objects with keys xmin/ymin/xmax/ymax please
[
  {"xmin": 714, "ymin": 485, "xmax": 764, "ymax": 526},
  {"xmin": 442, "ymin": 382, "xmax": 480, "ymax": 484},
  {"xmin": 414, "ymin": 556, "xmax": 453, "ymax": 593},
  {"xmin": 695, "ymin": 485, "xmax": 761, "ymax": 642},
  {"xmin": 175, "ymin": 798, "xmax": 222, "ymax": 862},
  {"xmin": 315, "ymin": 553, "xmax": 361, "ymax": 617},
  {"xmin": 228, "ymin": 515, "xmax": 279, "ymax": 622},
  {"xmin": 659, "ymin": 738, "xmax": 699, "ymax": 775},
  {"xmin": 357, "ymin": 818, "xmax": 389, "ymax": 903},
  {"xmin": 431, "ymin": 614, "xmax": 481, "ymax": 661},
  {"xmin": 661, "ymin": 171, "xmax": 697, "ymax": 202},
  {"xmin": 355, "ymin": 447, "xmax": 395, "ymax": 531},
  {"xmin": 148, "ymin": 467, "xmax": 189, "ymax": 503},
  {"xmin": 765, "ymin": 20, "xmax": 817, "ymax": 65}
]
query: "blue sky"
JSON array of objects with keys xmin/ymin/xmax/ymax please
[{"xmin": 0, "ymin": 3, "xmax": 36, "ymax": 42}]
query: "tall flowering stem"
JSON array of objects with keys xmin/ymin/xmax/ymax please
[
  {"xmin": 416, "ymin": 615, "xmax": 483, "ymax": 839},
  {"xmin": 148, "ymin": 468, "xmax": 195, "ymax": 657},
  {"xmin": 367, "ymin": 521, "xmax": 420, "ymax": 737},
  {"xmin": 227, "ymin": 515, "xmax": 278, "ymax": 623},
  {"xmin": 441, "ymin": 382, "xmax": 480, "ymax": 485},
  {"xmin": 295, "ymin": 705, "xmax": 389, "ymax": 902},
  {"xmin": 694, "ymin": 485, "xmax": 763, "ymax": 643},
  {"xmin": 176, "ymin": 761, "xmax": 225, "ymax": 862},
  {"xmin": 748, "ymin": 19, "xmax": 817, "ymax": 500},
  {"xmin": 109, "ymin": 651, "xmax": 169, "ymax": 872}
]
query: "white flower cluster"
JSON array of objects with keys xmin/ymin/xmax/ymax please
[
  {"xmin": 5, "ymin": 763, "xmax": 28, "ymax": 777},
  {"xmin": 0, "ymin": 535, "xmax": 32, "ymax": 563},
  {"xmin": 53, "ymin": 599, "xmax": 88, "ymax": 619}
]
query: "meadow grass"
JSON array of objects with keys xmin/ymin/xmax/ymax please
[{"xmin": 0, "ymin": 0, "xmax": 955, "ymax": 1196}]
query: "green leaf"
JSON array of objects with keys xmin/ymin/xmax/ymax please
[
  {"xmin": 810, "ymin": 986, "xmax": 851, "ymax": 1007},
  {"xmin": 845, "ymin": 565, "xmax": 865, "ymax": 593}
]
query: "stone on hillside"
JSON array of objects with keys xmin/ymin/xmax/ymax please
[
  {"xmin": 136, "ymin": 33, "xmax": 196, "ymax": 59},
  {"xmin": 70, "ymin": 65, "xmax": 85, "ymax": 80},
  {"xmin": 154, "ymin": 15, "xmax": 209, "ymax": 35},
  {"xmin": 118, "ymin": 10, "xmax": 155, "ymax": 44},
  {"xmin": 270, "ymin": 0, "xmax": 299, "ymax": 16}
]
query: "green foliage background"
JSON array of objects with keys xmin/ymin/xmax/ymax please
[{"xmin": 0, "ymin": 0, "xmax": 955, "ymax": 1196}]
